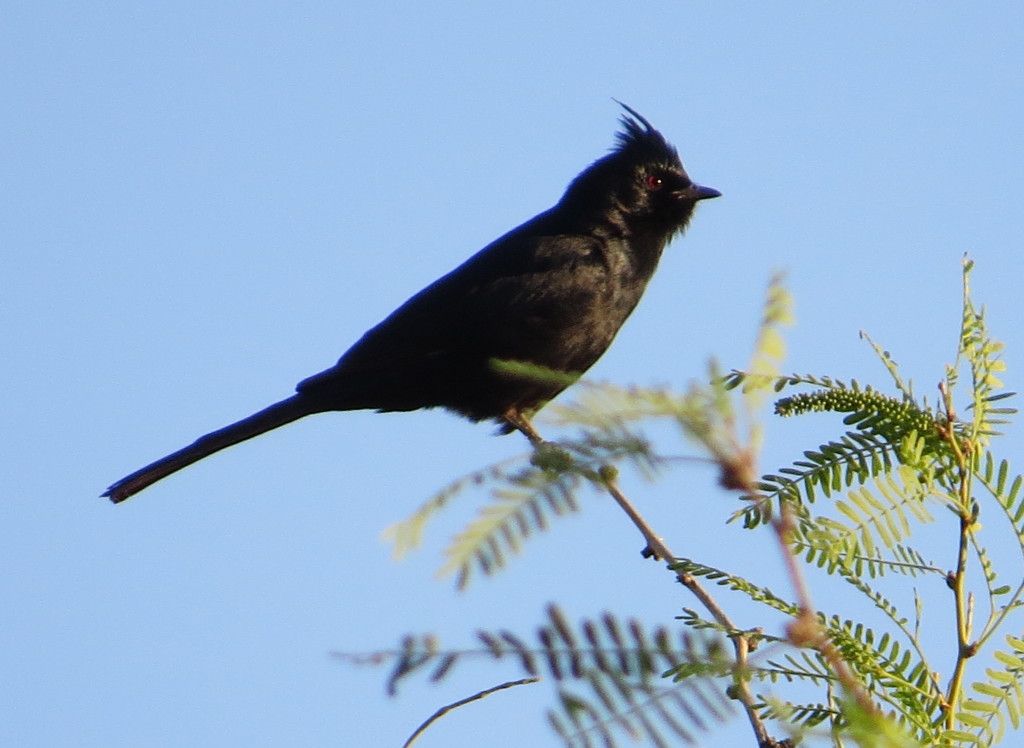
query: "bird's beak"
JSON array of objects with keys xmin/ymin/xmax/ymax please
[{"xmin": 689, "ymin": 184, "xmax": 721, "ymax": 201}]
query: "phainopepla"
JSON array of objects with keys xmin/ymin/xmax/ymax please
[{"xmin": 104, "ymin": 104, "xmax": 719, "ymax": 503}]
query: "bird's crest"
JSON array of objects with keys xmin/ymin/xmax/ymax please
[{"xmin": 611, "ymin": 101, "xmax": 681, "ymax": 168}]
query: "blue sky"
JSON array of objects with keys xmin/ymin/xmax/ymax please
[{"xmin": 3, "ymin": 3, "xmax": 1022, "ymax": 746}]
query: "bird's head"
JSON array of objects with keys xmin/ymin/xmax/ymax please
[{"xmin": 561, "ymin": 104, "xmax": 720, "ymax": 240}]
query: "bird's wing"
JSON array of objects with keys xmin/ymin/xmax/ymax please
[{"xmin": 298, "ymin": 230, "xmax": 613, "ymax": 386}]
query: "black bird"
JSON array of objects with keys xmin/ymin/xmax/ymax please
[{"xmin": 104, "ymin": 104, "xmax": 719, "ymax": 503}]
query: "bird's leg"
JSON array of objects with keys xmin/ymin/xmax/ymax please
[
  {"xmin": 504, "ymin": 408, "xmax": 577, "ymax": 476},
  {"xmin": 502, "ymin": 407, "xmax": 545, "ymax": 445}
]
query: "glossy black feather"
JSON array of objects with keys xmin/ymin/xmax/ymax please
[{"xmin": 104, "ymin": 106, "xmax": 719, "ymax": 503}]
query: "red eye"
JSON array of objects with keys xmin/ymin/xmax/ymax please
[{"xmin": 645, "ymin": 174, "xmax": 663, "ymax": 190}]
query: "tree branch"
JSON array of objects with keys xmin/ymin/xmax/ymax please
[
  {"xmin": 402, "ymin": 677, "xmax": 540, "ymax": 748},
  {"xmin": 598, "ymin": 466, "xmax": 779, "ymax": 748}
]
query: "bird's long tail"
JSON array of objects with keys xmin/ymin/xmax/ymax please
[{"xmin": 103, "ymin": 395, "xmax": 318, "ymax": 503}]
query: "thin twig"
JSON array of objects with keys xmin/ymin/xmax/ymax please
[
  {"xmin": 938, "ymin": 379, "xmax": 975, "ymax": 726},
  {"xmin": 770, "ymin": 501, "xmax": 881, "ymax": 720},
  {"xmin": 402, "ymin": 677, "xmax": 540, "ymax": 748},
  {"xmin": 599, "ymin": 468, "xmax": 777, "ymax": 748}
]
